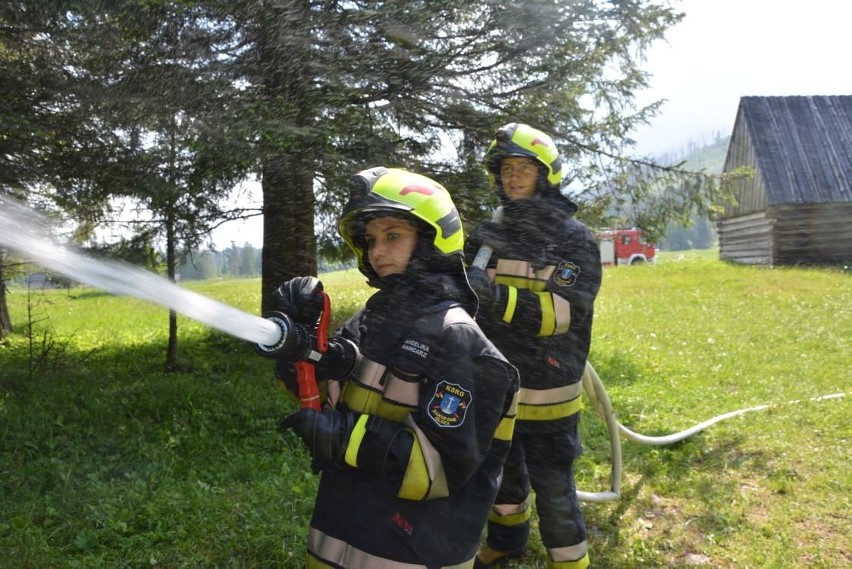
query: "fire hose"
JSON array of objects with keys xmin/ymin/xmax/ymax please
[{"xmin": 471, "ymin": 209, "xmax": 848, "ymax": 503}]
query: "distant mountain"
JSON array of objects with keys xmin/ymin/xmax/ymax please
[
  {"xmin": 655, "ymin": 134, "xmax": 730, "ymax": 251},
  {"xmin": 680, "ymin": 137, "xmax": 728, "ymax": 174},
  {"xmin": 655, "ymin": 133, "xmax": 729, "ymax": 174}
]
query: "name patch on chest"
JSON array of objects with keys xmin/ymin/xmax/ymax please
[
  {"xmin": 401, "ymin": 338, "xmax": 430, "ymax": 359},
  {"xmin": 427, "ymin": 381, "xmax": 472, "ymax": 428}
]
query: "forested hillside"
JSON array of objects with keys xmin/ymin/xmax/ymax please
[{"xmin": 657, "ymin": 134, "xmax": 730, "ymax": 250}]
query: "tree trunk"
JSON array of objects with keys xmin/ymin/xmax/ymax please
[
  {"xmin": 256, "ymin": 0, "xmax": 317, "ymax": 314},
  {"xmin": 261, "ymin": 151, "xmax": 317, "ymax": 314},
  {"xmin": 0, "ymin": 248, "xmax": 11, "ymax": 340},
  {"xmin": 165, "ymin": 209, "xmax": 178, "ymax": 370}
]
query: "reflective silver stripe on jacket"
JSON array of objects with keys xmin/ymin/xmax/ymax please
[
  {"xmin": 308, "ymin": 527, "xmax": 475, "ymax": 569},
  {"xmin": 349, "ymin": 357, "xmax": 420, "ymax": 407},
  {"xmin": 495, "ymin": 259, "xmax": 555, "ymax": 287},
  {"xmin": 518, "ymin": 383, "xmax": 582, "ymax": 405},
  {"xmin": 350, "ymin": 357, "xmax": 388, "ymax": 390},
  {"xmin": 402, "ymin": 415, "xmax": 449, "ymax": 499},
  {"xmin": 494, "ymin": 260, "xmax": 571, "ymax": 334}
]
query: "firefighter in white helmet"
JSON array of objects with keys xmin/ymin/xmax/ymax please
[
  {"xmin": 274, "ymin": 167, "xmax": 519, "ymax": 568},
  {"xmin": 465, "ymin": 124, "xmax": 602, "ymax": 569}
]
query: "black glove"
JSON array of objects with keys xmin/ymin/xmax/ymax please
[
  {"xmin": 467, "ymin": 266, "xmax": 502, "ymax": 313},
  {"xmin": 275, "ymin": 336, "xmax": 361, "ymax": 386},
  {"xmin": 315, "ymin": 337, "xmax": 360, "ymax": 380},
  {"xmin": 280, "ymin": 407, "xmax": 354, "ymax": 469},
  {"xmin": 271, "ymin": 276, "xmax": 325, "ymax": 326}
]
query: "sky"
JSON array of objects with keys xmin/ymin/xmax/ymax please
[
  {"xmin": 212, "ymin": 0, "xmax": 852, "ymax": 248},
  {"xmin": 631, "ymin": 0, "xmax": 852, "ymax": 156}
]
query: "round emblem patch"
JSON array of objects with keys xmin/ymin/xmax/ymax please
[
  {"xmin": 554, "ymin": 261, "xmax": 580, "ymax": 287},
  {"xmin": 427, "ymin": 381, "xmax": 472, "ymax": 428}
]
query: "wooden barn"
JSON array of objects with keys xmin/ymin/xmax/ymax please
[{"xmin": 717, "ymin": 95, "xmax": 852, "ymax": 265}]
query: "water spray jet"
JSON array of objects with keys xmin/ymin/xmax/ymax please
[{"xmin": 0, "ymin": 195, "xmax": 284, "ymax": 348}]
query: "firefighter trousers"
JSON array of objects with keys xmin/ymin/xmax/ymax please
[{"xmin": 484, "ymin": 423, "xmax": 588, "ymax": 566}]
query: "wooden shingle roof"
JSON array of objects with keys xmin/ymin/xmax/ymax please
[{"xmin": 739, "ymin": 95, "xmax": 852, "ymax": 205}]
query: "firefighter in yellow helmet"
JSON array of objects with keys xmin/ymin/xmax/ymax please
[
  {"xmin": 274, "ymin": 167, "xmax": 519, "ymax": 568},
  {"xmin": 465, "ymin": 125, "xmax": 603, "ymax": 569}
]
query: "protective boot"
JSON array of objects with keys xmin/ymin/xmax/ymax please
[
  {"xmin": 549, "ymin": 551, "xmax": 591, "ymax": 569},
  {"xmin": 473, "ymin": 544, "xmax": 525, "ymax": 568}
]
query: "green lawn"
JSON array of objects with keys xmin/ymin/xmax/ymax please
[{"xmin": 1, "ymin": 251, "xmax": 849, "ymax": 568}]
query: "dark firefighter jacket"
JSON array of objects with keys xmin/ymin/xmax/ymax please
[
  {"xmin": 280, "ymin": 272, "xmax": 519, "ymax": 568},
  {"xmin": 465, "ymin": 194, "xmax": 602, "ymax": 435}
]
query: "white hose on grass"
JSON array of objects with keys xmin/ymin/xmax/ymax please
[{"xmin": 578, "ymin": 361, "xmax": 848, "ymax": 502}]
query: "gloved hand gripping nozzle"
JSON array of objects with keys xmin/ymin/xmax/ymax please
[
  {"xmin": 255, "ymin": 276, "xmax": 332, "ymax": 412},
  {"xmin": 254, "ymin": 310, "xmax": 319, "ymax": 362}
]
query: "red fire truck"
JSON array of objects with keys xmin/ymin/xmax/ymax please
[{"xmin": 594, "ymin": 228, "xmax": 656, "ymax": 266}]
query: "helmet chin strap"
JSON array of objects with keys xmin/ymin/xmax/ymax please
[{"xmin": 368, "ymin": 272, "xmax": 408, "ymax": 289}]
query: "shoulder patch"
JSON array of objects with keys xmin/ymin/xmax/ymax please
[
  {"xmin": 553, "ymin": 260, "xmax": 580, "ymax": 287},
  {"xmin": 427, "ymin": 381, "xmax": 472, "ymax": 428}
]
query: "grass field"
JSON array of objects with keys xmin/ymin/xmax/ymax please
[{"xmin": 1, "ymin": 250, "xmax": 849, "ymax": 568}]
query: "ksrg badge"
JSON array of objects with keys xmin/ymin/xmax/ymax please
[{"xmin": 427, "ymin": 381, "xmax": 471, "ymax": 428}]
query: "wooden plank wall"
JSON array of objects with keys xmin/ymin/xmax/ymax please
[
  {"xmin": 717, "ymin": 211, "xmax": 773, "ymax": 265},
  {"xmin": 722, "ymin": 111, "xmax": 767, "ymax": 218},
  {"xmin": 771, "ymin": 203, "xmax": 852, "ymax": 265}
]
